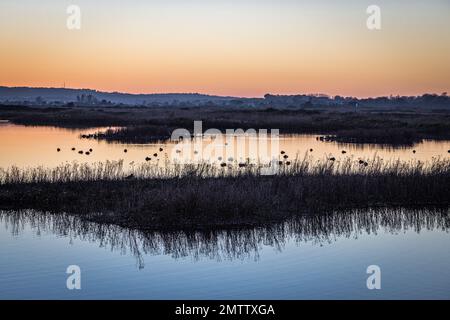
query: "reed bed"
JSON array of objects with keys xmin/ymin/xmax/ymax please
[
  {"xmin": 1, "ymin": 156, "xmax": 449, "ymax": 184},
  {"xmin": 0, "ymin": 157, "xmax": 449, "ymax": 229}
]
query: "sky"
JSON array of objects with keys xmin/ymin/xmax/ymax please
[{"xmin": 0, "ymin": 0, "xmax": 449, "ymax": 97}]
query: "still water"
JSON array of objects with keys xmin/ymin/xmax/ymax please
[
  {"xmin": 0, "ymin": 123, "xmax": 449, "ymax": 170},
  {"xmin": 0, "ymin": 209, "xmax": 449, "ymax": 299},
  {"xmin": 1, "ymin": 123, "xmax": 450, "ymax": 299}
]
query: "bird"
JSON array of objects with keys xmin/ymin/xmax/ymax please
[
  {"xmin": 286, "ymin": 161, "xmax": 291, "ymax": 166},
  {"xmin": 278, "ymin": 161, "xmax": 283, "ymax": 165},
  {"xmin": 238, "ymin": 163, "xmax": 247, "ymax": 168},
  {"xmin": 310, "ymin": 148, "xmax": 313, "ymax": 152},
  {"xmin": 85, "ymin": 151, "xmax": 90, "ymax": 155},
  {"xmin": 358, "ymin": 159, "xmax": 364, "ymax": 164},
  {"xmin": 124, "ymin": 149, "xmax": 128, "ymax": 153},
  {"xmin": 78, "ymin": 151, "xmax": 83, "ymax": 154},
  {"xmin": 342, "ymin": 150, "xmax": 347, "ymax": 154},
  {"xmin": 57, "ymin": 148, "xmax": 61, "ymax": 152},
  {"xmin": 153, "ymin": 153, "xmax": 158, "ymax": 157},
  {"xmin": 364, "ymin": 162, "xmax": 369, "ymax": 167},
  {"xmin": 448, "ymin": 150, "xmax": 450, "ymax": 153},
  {"xmin": 413, "ymin": 150, "xmax": 416, "ymax": 154},
  {"xmin": 220, "ymin": 163, "xmax": 227, "ymax": 167},
  {"xmin": 71, "ymin": 148, "xmax": 76, "ymax": 151},
  {"xmin": 281, "ymin": 151, "xmax": 286, "ymax": 155},
  {"xmin": 89, "ymin": 148, "xmax": 93, "ymax": 152},
  {"xmin": 145, "ymin": 157, "xmax": 151, "ymax": 161},
  {"xmin": 329, "ymin": 157, "xmax": 336, "ymax": 161},
  {"xmin": 283, "ymin": 155, "xmax": 288, "ymax": 159},
  {"xmin": 159, "ymin": 147, "xmax": 163, "ymax": 152}
]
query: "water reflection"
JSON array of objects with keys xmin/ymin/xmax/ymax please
[
  {"xmin": 1, "ymin": 208, "xmax": 448, "ymax": 269},
  {"xmin": 1, "ymin": 124, "xmax": 449, "ymax": 170}
]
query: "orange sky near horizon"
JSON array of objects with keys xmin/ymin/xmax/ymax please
[{"xmin": 1, "ymin": 0, "xmax": 449, "ymax": 98}]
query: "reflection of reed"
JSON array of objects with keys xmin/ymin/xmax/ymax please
[{"xmin": 1, "ymin": 208, "xmax": 448, "ymax": 269}]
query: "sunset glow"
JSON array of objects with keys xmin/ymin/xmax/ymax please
[{"xmin": 1, "ymin": 0, "xmax": 449, "ymax": 97}]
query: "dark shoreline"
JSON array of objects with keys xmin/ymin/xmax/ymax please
[
  {"xmin": 1, "ymin": 159, "xmax": 449, "ymax": 230},
  {"xmin": 2, "ymin": 104, "xmax": 450, "ymax": 145}
]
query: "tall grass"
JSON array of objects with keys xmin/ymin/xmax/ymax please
[
  {"xmin": 1, "ymin": 156, "xmax": 449, "ymax": 184},
  {"xmin": 1, "ymin": 157, "xmax": 449, "ymax": 229}
]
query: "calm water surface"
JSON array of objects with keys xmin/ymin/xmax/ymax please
[
  {"xmin": 1, "ymin": 124, "xmax": 450, "ymax": 299},
  {"xmin": 0, "ymin": 123, "xmax": 449, "ymax": 169},
  {"xmin": 0, "ymin": 209, "xmax": 449, "ymax": 299}
]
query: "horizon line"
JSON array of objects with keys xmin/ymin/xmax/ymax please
[{"xmin": 0, "ymin": 85, "xmax": 448, "ymax": 100}]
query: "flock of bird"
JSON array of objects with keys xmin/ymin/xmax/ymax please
[
  {"xmin": 56, "ymin": 145, "xmax": 450, "ymax": 168},
  {"xmin": 56, "ymin": 146, "xmax": 165, "ymax": 161}
]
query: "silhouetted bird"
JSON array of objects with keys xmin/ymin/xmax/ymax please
[
  {"xmin": 278, "ymin": 161, "xmax": 283, "ymax": 165},
  {"xmin": 71, "ymin": 148, "xmax": 76, "ymax": 151},
  {"xmin": 159, "ymin": 147, "xmax": 163, "ymax": 152},
  {"xmin": 283, "ymin": 155, "xmax": 288, "ymax": 159},
  {"xmin": 220, "ymin": 163, "xmax": 227, "ymax": 167},
  {"xmin": 238, "ymin": 163, "xmax": 247, "ymax": 168},
  {"xmin": 310, "ymin": 149, "xmax": 313, "ymax": 152},
  {"xmin": 57, "ymin": 148, "xmax": 61, "ymax": 152},
  {"xmin": 89, "ymin": 148, "xmax": 93, "ymax": 152},
  {"xmin": 342, "ymin": 150, "xmax": 347, "ymax": 154},
  {"xmin": 286, "ymin": 161, "xmax": 291, "ymax": 166},
  {"xmin": 359, "ymin": 159, "xmax": 364, "ymax": 164},
  {"xmin": 448, "ymin": 150, "xmax": 450, "ymax": 153},
  {"xmin": 85, "ymin": 152, "xmax": 90, "ymax": 155},
  {"xmin": 145, "ymin": 157, "xmax": 151, "ymax": 161},
  {"xmin": 329, "ymin": 157, "xmax": 336, "ymax": 161},
  {"xmin": 124, "ymin": 149, "xmax": 127, "ymax": 153},
  {"xmin": 413, "ymin": 150, "xmax": 416, "ymax": 154},
  {"xmin": 364, "ymin": 162, "xmax": 369, "ymax": 167},
  {"xmin": 153, "ymin": 153, "xmax": 158, "ymax": 157},
  {"xmin": 281, "ymin": 151, "xmax": 286, "ymax": 155},
  {"xmin": 78, "ymin": 151, "xmax": 83, "ymax": 154}
]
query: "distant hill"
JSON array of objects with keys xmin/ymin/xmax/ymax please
[
  {"xmin": 0, "ymin": 86, "xmax": 448, "ymax": 109},
  {"xmin": 0, "ymin": 86, "xmax": 237, "ymax": 106}
]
